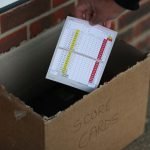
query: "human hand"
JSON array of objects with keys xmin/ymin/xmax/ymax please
[{"xmin": 75, "ymin": 0, "xmax": 125, "ymax": 28}]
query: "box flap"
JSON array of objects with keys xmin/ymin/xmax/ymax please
[
  {"xmin": 44, "ymin": 56, "xmax": 150, "ymax": 150},
  {"xmin": 0, "ymin": 85, "xmax": 45, "ymax": 150}
]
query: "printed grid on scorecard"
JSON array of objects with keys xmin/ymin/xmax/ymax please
[{"xmin": 46, "ymin": 16, "xmax": 117, "ymax": 92}]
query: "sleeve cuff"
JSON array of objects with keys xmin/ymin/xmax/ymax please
[{"xmin": 114, "ymin": 0, "xmax": 140, "ymax": 10}]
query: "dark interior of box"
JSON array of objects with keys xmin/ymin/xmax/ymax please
[{"xmin": 0, "ymin": 26, "xmax": 148, "ymax": 117}]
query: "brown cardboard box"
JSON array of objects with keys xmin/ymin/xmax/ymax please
[{"xmin": 0, "ymin": 25, "xmax": 150, "ymax": 150}]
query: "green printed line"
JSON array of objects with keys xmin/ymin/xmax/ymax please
[{"xmin": 62, "ymin": 29, "xmax": 80, "ymax": 75}]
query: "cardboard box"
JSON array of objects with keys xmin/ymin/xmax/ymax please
[{"xmin": 0, "ymin": 24, "xmax": 150, "ymax": 150}]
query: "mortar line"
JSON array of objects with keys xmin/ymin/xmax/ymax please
[
  {"xmin": 118, "ymin": 14, "xmax": 150, "ymax": 34},
  {"xmin": 0, "ymin": 0, "xmax": 74, "ymax": 39},
  {"xmin": 131, "ymin": 31, "xmax": 150, "ymax": 45}
]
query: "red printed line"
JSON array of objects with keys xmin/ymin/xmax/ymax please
[
  {"xmin": 89, "ymin": 38, "xmax": 107, "ymax": 83},
  {"xmin": 88, "ymin": 37, "xmax": 112, "ymax": 83},
  {"xmin": 89, "ymin": 61, "xmax": 99, "ymax": 83},
  {"xmin": 97, "ymin": 39, "xmax": 107, "ymax": 60}
]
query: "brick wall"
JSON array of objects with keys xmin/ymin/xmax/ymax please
[
  {"xmin": 113, "ymin": 0, "xmax": 150, "ymax": 52},
  {"xmin": 0, "ymin": 0, "xmax": 149, "ymax": 53}
]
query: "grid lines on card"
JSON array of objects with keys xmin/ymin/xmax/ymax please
[
  {"xmin": 61, "ymin": 29, "xmax": 80, "ymax": 76},
  {"xmin": 46, "ymin": 16, "xmax": 117, "ymax": 92}
]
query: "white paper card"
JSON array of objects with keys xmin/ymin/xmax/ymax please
[
  {"xmin": 0, "ymin": 0, "xmax": 19, "ymax": 8},
  {"xmin": 46, "ymin": 16, "xmax": 117, "ymax": 92}
]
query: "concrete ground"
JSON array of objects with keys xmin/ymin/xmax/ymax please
[{"xmin": 125, "ymin": 96, "xmax": 150, "ymax": 150}]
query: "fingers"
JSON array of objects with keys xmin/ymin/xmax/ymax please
[
  {"xmin": 90, "ymin": 13, "xmax": 113, "ymax": 29},
  {"xmin": 75, "ymin": 5, "xmax": 87, "ymax": 19},
  {"xmin": 104, "ymin": 21, "xmax": 112, "ymax": 28},
  {"xmin": 75, "ymin": 0, "xmax": 93, "ymax": 21},
  {"xmin": 75, "ymin": 0, "xmax": 113, "ymax": 29},
  {"xmin": 75, "ymin": 6, "xmax": 93, "ymax": 21},
  {"xmin": 89, "ymin": 13, "xmax": 104, "ymax": 25},
  {"xmin": 89, "ymin": 13, "xmax": 98, "ymax": 25},
  {"xmin": 85, "ymin": 10, "xmax": 92, "ymax": 21}
]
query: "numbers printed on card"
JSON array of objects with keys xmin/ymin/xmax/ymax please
[{"xmin": 46, "ymin": 16, "xmax": 117, "ymax": 92}]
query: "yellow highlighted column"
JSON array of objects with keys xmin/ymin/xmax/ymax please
[{"xmin": 62, "ymin": 29, "xmax": 80, "ymax": 75}]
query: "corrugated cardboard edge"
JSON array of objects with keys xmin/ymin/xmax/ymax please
[
  {"xmin": 44, "ymin": 55, "xmax": 150, "ymax": 150},
  {"xmin": 0, "ymin": 85, "xmax": 42, "ymax": 119},
  {"xmin": 0, "ymin": 55, "xmax": 149, "ymax": 150},
  {"xmin": 0, "ymin": 85, "xmax": 45, "ymax": 150},
  {"xmin": 45, "ymin": 55, "xmax": 150, "ymax": 122}
]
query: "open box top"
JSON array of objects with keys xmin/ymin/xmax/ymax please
[
  {"xmin": 0, "ymin": 22, "xmax": 150, "ymax": 118},
  {"xmin": 0, "ymin": 23, "xmax": 149, "ymax": 117},
  {"xmin": 0, "ymin": 24, "xmax": 150, "ymax": 150}
]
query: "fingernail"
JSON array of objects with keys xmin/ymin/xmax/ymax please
[{"xmin": 83, "ymin": 13, "xmax": 86, "ymax": 19}]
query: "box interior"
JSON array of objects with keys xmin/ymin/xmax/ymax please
[{"xmin": 0, "ymin": 24, "xmax": 148, "ymax": 117}]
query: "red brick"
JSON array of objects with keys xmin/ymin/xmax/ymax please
[
  {"xmin": 0, "ymin": 27, "xmax": 27, "ymax": 53},
  {"xmin": 0, "ymin": 0, "xmax": 50, "ymax": 33},
  {"xmin": 118, "ymin": 28, "xmax": 133, "ymax": 42},
  {"xmin": 119, "ymin": 16, "xmax": 150, "ymax": 43},
  {"xmin": 118, "ymin": 0, "xmax": 150, "ymax": 30},
  {"xmin": 135, "ymin": 35, "xmax": 150, "ymax": 52},
  {"xmin": 133, "ymin": 16, "xmax": 150, "ymax": 37},
  {"xmin": 53, "ymin": 0, "xmax": 69, "ymax": 7},
  {"xmin": 29, "ymin": 3, "xmax": 74, "ymax": 38}
]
